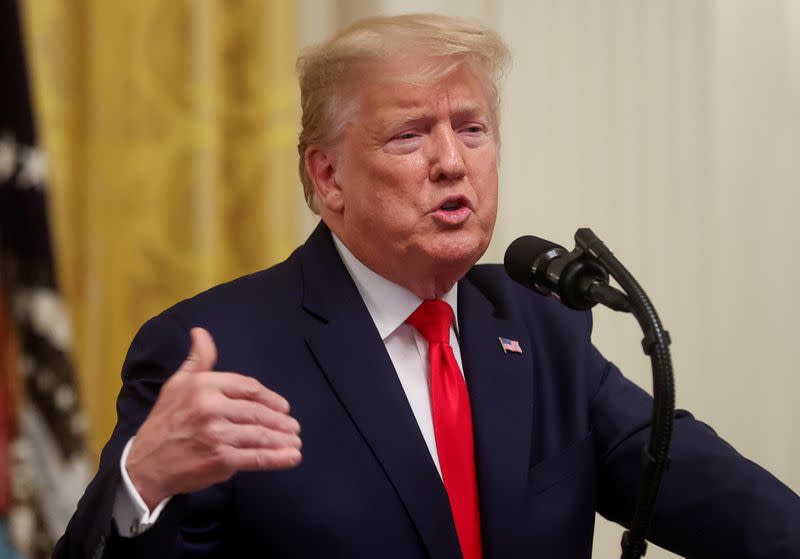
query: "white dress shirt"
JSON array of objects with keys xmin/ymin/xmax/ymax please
[{"xmin": 113, "ymin": 233, "xmax": 465, "ymax": 537}]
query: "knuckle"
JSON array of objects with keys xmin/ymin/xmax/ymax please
[
  {"xmin": 268, "ymin": 391, "xmax": 287, "ymax": 409},
  {"xmin": 192, "ymin": 393, "xmax": 218, "ymax": 421},
  {"xmin": 255, "ymin": 408, "xmax": 274, "ymax": 427},
  {"xmin": 253, "ymin": 451, "xmax": 268, "ymax": 470},
  {"xmin": 242, "ymin": 377, "xmax": 263, "ymax": 397},
  {"xmin": 259, "ymin": 409, "xmax": 285, "ymax": 430},
  {"xmin": 218, "ymin": 451, "xmax": 237, "ymax": 473},
  {"xmin": 175, "ymin": 368, "xmax": 199, "ymax": 387},
  {"xmin": 285, "ymin": 416, "xmax": 301, "ymax": 433},
  {"xmin": 258, "ymin": 429, "xmax": 276, "ymax": 448},
  {"xmin": 162, "ymin": 372, "xmax": 185, "ymax": 393},
  {"xmin": 188, "ymin": 374, "xmax": 211, "ymax": 395},
  {"xmin": 202, "ymin": 420, "xmax": 226, "ymax": 445},
  {"xmin": 207, "ymin": 445, "xmax": 231, "ymax": 468}
]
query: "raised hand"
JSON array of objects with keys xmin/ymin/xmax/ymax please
[{"xmin": 125, "ymin": 327, "xmax": 302, "ymax": 510}]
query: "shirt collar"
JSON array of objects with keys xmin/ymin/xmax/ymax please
[{"xmin": 332, "ymin": 234, "xmax": 459, "ymax": 341}]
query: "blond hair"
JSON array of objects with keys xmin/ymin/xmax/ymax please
[{"xmin": 296, "ymin": 13, "xmax": 511, "ymax": 212}]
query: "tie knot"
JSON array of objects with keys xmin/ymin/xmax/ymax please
[{"xmin": 406, "ymin": 299, "xmax": 453, "ymax": 344}]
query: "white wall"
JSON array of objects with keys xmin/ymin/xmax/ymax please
[{"xmin": 299, "ymin": 2, "xmax": 800, "ymax": 557}]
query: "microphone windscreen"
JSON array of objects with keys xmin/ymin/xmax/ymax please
[{"xmin": 503, "ymin": 235, "xmax": 564, "ymax": 287}]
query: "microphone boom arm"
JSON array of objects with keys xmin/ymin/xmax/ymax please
[{"xmin": 573, "ymin": 228, "xmax": 675, "ymax": 559}]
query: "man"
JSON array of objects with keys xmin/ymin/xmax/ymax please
[{"xmin": 55, "ymin": 14, "xmax": 799, "ymax": 558}]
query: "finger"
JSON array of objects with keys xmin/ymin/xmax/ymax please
[
  {"xmin": 220, "ymin": 399, "xmax": 301, "ymax": 434},
  {"xmin": 177, "ymin": 327, "xmax": 217, "ymax": 374},
  {"xmin": 228, "ymin": 447, "xmax": 302, "ymax": 472},
  {"xmin": 213, "ymin": 374, "xmax": 291, "ymax": 414},
  {"xmin": 222, "ymin": 424, "xmax": 302, "ymax": 450},
  {"xmin": 186, "ymin": 371, "xmax": 294, "ymax": 419}
]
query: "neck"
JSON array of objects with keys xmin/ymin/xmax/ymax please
[
  {"xmin": 400, "ymin": 274, "xmax": 458, "ymax": 300},
  {"xmin": 354, "ymin": 246, "xmax": 463, "ymax": 300},
  {"xmin": 328, "ymin": 227, "xmax": 464, "ymax": 300}
]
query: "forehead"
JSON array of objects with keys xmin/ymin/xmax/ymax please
[{"xmin": 354, "ymin": 60, "xmax": 492, "ymax": 121}]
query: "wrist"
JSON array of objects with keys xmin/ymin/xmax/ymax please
[{"xmin": 125, "ymin": 441, "xmax": 168, "ymax": 511}]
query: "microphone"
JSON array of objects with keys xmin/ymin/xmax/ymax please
[{"xmin": 504, "ymin": 235, "xmax": 631, "ymax": 312}]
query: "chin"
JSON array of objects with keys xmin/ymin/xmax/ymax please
[{"xmin": 426, "ymin": 234, "xmax": 488, "ymax": 273}]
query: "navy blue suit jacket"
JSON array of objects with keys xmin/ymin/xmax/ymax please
[{"xmin": 56, "ymin": 223, "xmax": 800, "ymax": 558}]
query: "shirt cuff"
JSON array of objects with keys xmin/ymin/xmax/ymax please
[{"xmin": 112, "ymin": 436, "xmax": 172, "ymax": 538}]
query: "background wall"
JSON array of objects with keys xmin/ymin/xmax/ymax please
[{"xmin": 299, "ymin": 1, "xmax": 800, "ymax": 557}]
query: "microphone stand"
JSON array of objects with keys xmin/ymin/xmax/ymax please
[{"xmin": 572, "ymin": 228, "xmax": 675, "ymax": 559}]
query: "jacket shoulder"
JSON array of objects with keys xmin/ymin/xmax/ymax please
[
  {"xmin": 159, "ymin": 247, "xmax": 304, "ymax": 326},
  {"xmin": 466, "ymin": 263, "xmax": 593, "ymax": 337}
]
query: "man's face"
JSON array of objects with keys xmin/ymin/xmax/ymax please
[{"xmin": 320, "ymin": 62, "xmax": 499, "ymax": 295}]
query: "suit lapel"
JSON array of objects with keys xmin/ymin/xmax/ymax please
[
  {"xmin": 458, "ymin": 273, "xmax": 534, "ymax": 558},
  {"xmin": 300, "ymin": 224, "xmax": 462, "ymax": 558}
]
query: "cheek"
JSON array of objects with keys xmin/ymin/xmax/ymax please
[
  {"xmin": 366, "ymin": 157, "xmax": 429, "ymax": 207},
  {"xmin": 472, "ymin": 153, "xmax": 499, "ymax": 202},
  {"xmin": 343, "ymin": 169, "xmax": 417, "ymax": 231}
]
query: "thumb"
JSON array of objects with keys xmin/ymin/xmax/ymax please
[{"xmin": 177, "ymin": 327, "xmax": 217, "ymax": 374}]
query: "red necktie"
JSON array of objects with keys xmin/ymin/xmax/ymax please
[{"xmin": 407, "ymin": 300, "xmax": 482, "ymax": 559}]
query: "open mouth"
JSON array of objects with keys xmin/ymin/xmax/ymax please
[
  {"xmin": 432, "ymin": 197, "xmax": 472, "ymax": 225},
  {"xmin": 440, "ymin": 200, "xmax": 463, "ymax": 211}
]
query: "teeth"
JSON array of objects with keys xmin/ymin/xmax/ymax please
[{"xmin": 442, "ymin": 201, "xmax": 460, "ymax": 211}]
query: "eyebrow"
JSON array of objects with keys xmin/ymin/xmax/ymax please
[{"xmin": 381, "ymin": 102, "xmax": 488, "ymax": 131}]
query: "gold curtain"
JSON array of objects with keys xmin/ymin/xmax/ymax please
[{"xmin": 21, "ymin": 0, "xmax": 300, "ymax": 458}]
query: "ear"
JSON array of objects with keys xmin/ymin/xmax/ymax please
[{"xmin": 305, "ymin": 146, "xmax": 344, "ymax": 213}]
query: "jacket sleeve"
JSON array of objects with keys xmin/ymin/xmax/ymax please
[
  {"xmin": 52, "ymin": 312, "xmax": 217, "ymax": 559},
  {"xmin": 589, "ymin": 347, "xmax": 800, "ymax": 558}
]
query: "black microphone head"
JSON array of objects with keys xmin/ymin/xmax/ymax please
[{"xmin": 504, "ymin": 235, "xmax": 566, "ymax": 291}]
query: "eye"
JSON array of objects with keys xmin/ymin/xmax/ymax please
[
  {"xmin": 385, "ymin": 130, "xmax": 424, "ymax": 154},
  {"xmin": 458, "ymin": 123, "xmax": 489, "ymax": 147},
  {"xmin": 392, "ymin": 131, "xmax": 419, "ymax": 141},
  {"xmin": 460, "ymin": 124, "xmax": 486, "ymax": 135}
]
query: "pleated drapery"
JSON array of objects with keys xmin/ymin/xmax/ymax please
[{"xmin": 21, "ymin": 0, "xmax": 300, "ymax": 457}]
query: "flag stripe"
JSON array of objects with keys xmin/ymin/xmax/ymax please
[{"xmin": 0, "ymin": 0, "xmax": 91, "ymax": 555}]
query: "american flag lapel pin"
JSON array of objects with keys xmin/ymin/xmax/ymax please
[{"xmin": 499, "ymin": 337, "xmax": 522, "ymax": 354}]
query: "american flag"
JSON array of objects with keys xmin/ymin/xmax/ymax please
[
  {"xmin": 499, "ymin": 337, "xmax": 522, "ymax": 354},
  {"xmin": 1, "ymin": 1, "xmax": 92, "ymax": 556}
]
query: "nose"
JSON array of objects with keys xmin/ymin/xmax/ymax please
[{"xmin": 428, "ymin": 124, "xmax": 466, "ymax": 182}]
